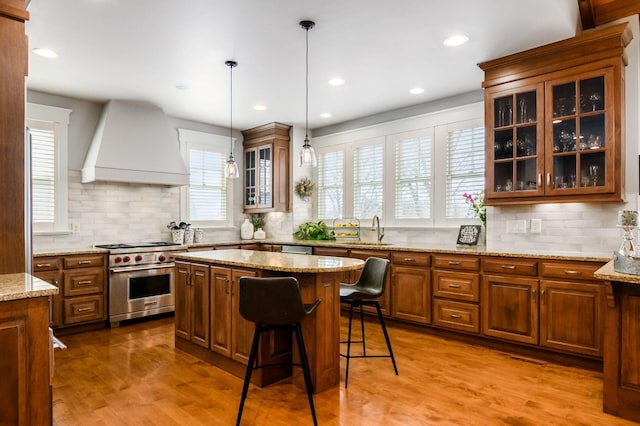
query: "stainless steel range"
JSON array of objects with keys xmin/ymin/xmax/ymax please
[{"xmin": 94, "ymin": 242, "xmax": 185, "ymax": 327}]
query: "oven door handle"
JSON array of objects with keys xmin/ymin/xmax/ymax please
[{"xmin": 110, "ymin": 262, "xmax": 175, "ymax": 273}]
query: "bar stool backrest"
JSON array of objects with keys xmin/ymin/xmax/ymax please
[
  {"xmin": 354, "ymin": 257, "xmax": 390, "ymax": 298},
  {"xmin": 239, "ymin": 276, "xmax": 307, "ymax": 325}
]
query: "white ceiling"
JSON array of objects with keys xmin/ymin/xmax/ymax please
[{"xmin": 25, "ymin": 0, "xmax": 580, "ymax": 131}]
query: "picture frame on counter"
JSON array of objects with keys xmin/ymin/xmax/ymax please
[{"xmin": 456, "ymin": 225, "xmax": 481, "ymax": 246}]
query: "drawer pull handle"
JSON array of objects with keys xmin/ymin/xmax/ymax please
[
  {"xmin": 564, "ymin": 270, "xmax": 581, "ymax": 275},
  {"xmin": 144, "ymin": 301, "xmax": 158, "ymax": 306},
  {"xmin": 501, "ymin": 265, "xmax": 516, "ymax": 270},
  {"xmin": 403, "ymin": 258, "xmax": 416, "ymax": 262},
  {"xmin": 77, "ymin": 280, "xmax": 92, "ymax": 285},
  {"xmin": 76, "ymin": 307, "xmax": 91, "ymax": 313},
  {"xmin": 77, "ymin": 260, "xmax": 92, "ymax": 265},
  {"xmin": 448, "ymin": 261, "xmax": 461, "ymax": 265},
  {"xmin": 449, "ymin": 314, "xmax": 461, "ymax": 319},
  {"xmin": 36, "ymin": 263, "xmax": 51, "ymax": 268},
  {"xmin": 448, "ymin": 284, "xmax": 461, "ymax": 288}
]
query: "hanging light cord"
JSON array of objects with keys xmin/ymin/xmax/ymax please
[
  {"xmin": 229, "ymin": 62, "xmax": 234, "ymax": 155},
  {"xmin": 305, "ymin": 24, "xmax": 309, "ymax": 142}
]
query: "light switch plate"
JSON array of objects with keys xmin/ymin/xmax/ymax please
[{"xmin": 530, "ymin": 218, "xmax": 542, "ymax": 233}]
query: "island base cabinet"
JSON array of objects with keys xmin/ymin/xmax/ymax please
[
  {"xmin": 481, "ymin": 275, "xmax": 539, "ymax": 345},
  {"xmin": 604, "ymin": 281, "xmax": 640, "ymax": 422},
  {"xmin": 540, "ymin": 280, "xmax": 604, "ymax": 357},
  {"xmin": 175, "ymin": 262, "xmax": 210, "ymax": 348},
  {"xmin": 0, "ymin": 297, "xmax": 51, "ymax": 426}
]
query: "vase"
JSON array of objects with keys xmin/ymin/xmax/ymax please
[
  {"xmin": 253, "ymin": 227, "xmax": 266, "ymax": 240},
  {"xmin": 241, "ymin": 219, "xmax": 254, "ymax": 240}
]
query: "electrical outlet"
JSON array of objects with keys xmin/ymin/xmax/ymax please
[
  {"xmin": 71, "ymin": 223, "xmax": 80, "ymax": 234},
  {"xmin": 506, "ymin": 220, "xmax": 527, "ymax": 233},
  {"xmin": 530, "ymin": 218, "xmax": 542, "ymax": 233}
]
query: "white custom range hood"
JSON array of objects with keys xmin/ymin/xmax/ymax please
[{"xmin": 81, "ymin": 100, "xmax": 189, "ymax": 186}]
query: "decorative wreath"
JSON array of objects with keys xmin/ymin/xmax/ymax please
[{"xmin": 295, "ymin": 177, "xmax": 315, "ymax": 199}]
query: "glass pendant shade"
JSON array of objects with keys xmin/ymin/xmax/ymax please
[
  {"xmin": 299, "ymin": 139, "xmax": 317, "ymax": 167},
  {"xmin": 225, "ymin": 154, "xmax": 239, "ymax": 179}
]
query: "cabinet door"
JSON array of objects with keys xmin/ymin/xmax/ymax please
[
  {"xmin": 190, "ymin": 264, "xmax": 210, "ymax": 348},
  {"xmin": 231, "ymin": 269, "xmax": 257, "ymax": 364},
  {"xmin": 63, "ymin": 267, "xmax": 104, "ymax": 297},
  {"xmin": 545, "ymin": 68, "xmax": 615, "ymax": 196},
  {"xmin": 174, "ymin": 262, "xmax": 192, "ymax": 341},
  {"xmin": 482, "ymin": 275, "xmax": 539, "ymax": 344},
  {"xmin": 244, "ymin": 147, "xmax": 257, "ymax": 208},
  {"xmin": 540, "ymin": 280, "xmax": 604, "ymax": 356},
  {"xmin": 257, "ymin": 144, "xmax": 273, "ymax": 209},
  {"xmin": 391, "ymin": 265, "xmax": 431, "ymax": 324},
  {"xmin": 210, "ymin": 267, "xmax": 232, "ymax": 357},
  {"xmin": 486, "ymin": 83, "xmax": 545, "ymax": 200}
]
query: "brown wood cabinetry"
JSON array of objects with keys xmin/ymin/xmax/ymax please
[
  {"xmin": 242, "ymin": 122, "xmax": 291, "ymax": 213},
  {"xmin": 390, "ymin": 252, "xmax": 431, "ymax": 324},
  {"xmin": 0, "ymin": 296, "xmax": 51, "ymax": 426},
  {"xmin": 432, "ymin": 254, "xmax": 481, "ymax": 334},
  {"xmin": 479, "ymin": 23, "xmax": 632, "ymax": 205},
  {"xmin": 540, "ymin": 261, "xmax": 605, "ymax": 357},
  {"xmin": 33, "ymin": 253, "xmax": 107, "ymax": 329},
  {"xmin": 175, "ymin": 261, "xmax": 210, "ymax": 347}
]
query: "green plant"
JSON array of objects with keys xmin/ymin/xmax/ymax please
[
  {"xmin": 293, "ymin": 221, "xmax": 335, "ymax": 240},
  {"xmin": 250, "ymin": 214, "xmax": 265, "ymax": 229}
]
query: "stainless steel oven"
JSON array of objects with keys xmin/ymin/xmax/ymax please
[{"xmin": 95, "ymin": 242, "xmax": 184, "ymax": 327}]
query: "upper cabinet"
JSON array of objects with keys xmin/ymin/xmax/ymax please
[
  {"xmin": 479, "ymin": 23, "xmax": 632, "ymax": 205},
  {"xmin": 242, "ymin": 122, "xmax": 291, "ymax": 213}
]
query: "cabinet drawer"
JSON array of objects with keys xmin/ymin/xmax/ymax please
[
  {"xmin": 433, "ymin": 255, "xmax": 479, "ymax": 271},
  {"xmin": 391, "ymin": 252, "xmax": 430, "ymax": 267},
  {"xmin": 33, "ymin": 256, "xmax": 60, "ymax": 272},
  {"xmin": 63, "ymin": 295, "xmax": 105, "ymax": 325},
  {"xmin": 63, "ymin": 267, "xmax": 104, "ymax": 296},
  {"xmin": 483, "ymin": 257, "xmax": 537, "ymax": 276},
  {"xmin": 432, "ymin": 270, "xmax": 479, "ymax": 302},
  {"xmin": 432, "ymin": 299, "xmax": 479, "ymax": 334},
  {"xmin": 540, "ymin": 261, "xmax": 604, "ymax": 281},
  {"xmin": 63, "ymin": 255, "xmax": 104, "ymax": 269},
  {"xmin": 313, "ymin": 247, "xmax": 349, "ymax": 257}
]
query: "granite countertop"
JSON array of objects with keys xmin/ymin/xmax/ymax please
[
  {"xmin": 34, "ymin": 239, "xmax": 610, "ymax": 263},
  {"xmin": 174, "ymin": 249, "xmax": 365, "ymax": 273},
  {"xmin": 0, "ymin": 273, "xmax": 59, "ymax": 302},
  {"xmin": 594, "ymin": 261, "xmax": 640, "ymax": 284}
]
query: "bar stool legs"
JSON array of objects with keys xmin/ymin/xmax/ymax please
[{"xmin": 341, "ymin": 300, "xmax": 398, "ymax": 388}]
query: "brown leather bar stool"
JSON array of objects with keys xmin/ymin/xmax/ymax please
[
  {"xmin": 340, "ymin": 257, "xmax": 398, "ymax": 387},
  {"xmin": 236, "ymin": 276, "xmax": 321, "ymax": 426}
]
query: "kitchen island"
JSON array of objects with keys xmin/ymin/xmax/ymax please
[
  {"xmin": 0, "ymin": 273, "xmax": 58, "ymax": 425},
  {"xmin": 172, "ymin": 249, "xmax": 364, "ymax": 393}
]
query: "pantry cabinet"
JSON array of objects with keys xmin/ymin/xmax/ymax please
[
  {"xmin": 242, "ymin": 122, "xmax": 291, "ymax": 213},
  {"xmin": 479, "ymin": 23, "xmax": 631, "ymax": 205}
]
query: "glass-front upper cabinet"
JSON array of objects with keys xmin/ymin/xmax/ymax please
[
  {"xmin": 546, "ymin": 69, "xmax": 615, "ymax": 196},
  {"xmin": 487, "ymin": 84, "xmax": 545, "ymax": 199},
  {"xmin": 244, "ymin": 144, "xmax": 272, "ymax": 209},
  {"xmin": 479, "ymin": 22, "xmax": 629, "ymax": 205}
]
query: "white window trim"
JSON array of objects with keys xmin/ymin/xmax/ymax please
[
  {"xmin": 27, "ymin": 102, "xmax": 71, "ymax": 235},
  {"xmin": 178, "ymin": 128, "xmax": 234, "ymax": 228}
]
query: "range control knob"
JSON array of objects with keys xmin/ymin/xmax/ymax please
[
  {"xmin": 123, "ymin": 256, "xmax": 131, "ymax": 263},
  {"xmin": 135, "ymin": 255, "xmax": 143, "ymax": 262},
  {"xmin": 158, "ymin": 255, "xmax": 166, "ymax": 262},
  {"xmin": 114, "ymin": 256, "xmax": 122, "ymax": 263}
]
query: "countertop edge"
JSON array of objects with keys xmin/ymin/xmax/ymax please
[{"xmin": 0, "ymin": 273, "xmax": 60, "ymax": 302}]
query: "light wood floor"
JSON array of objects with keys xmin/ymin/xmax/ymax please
[{"xmin": 52, "ymin": 315, "xmax": 636, "ymax": 425}]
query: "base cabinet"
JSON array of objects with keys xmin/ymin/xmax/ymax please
[
  {"xmin": 390, "ymin": 252, "xmax": 431, "ymax": 324},
  {"xmin": 175, "ymin": 261, "xmax": 210, "ymax": 347}
]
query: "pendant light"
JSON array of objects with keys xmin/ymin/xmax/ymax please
[
  {"xmin": 224, "ymin": 60, "xmax": 240, "ymax": 179},
  {"xmin": 299, "ymin": 20, "xmax": 318, "ymax": 168}
]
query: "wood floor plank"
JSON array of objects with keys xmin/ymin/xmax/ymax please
[{"xmin": 52, "ymin": 315, "xmax": 636, "ymax": 425}]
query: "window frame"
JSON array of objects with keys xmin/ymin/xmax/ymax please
[
  {"xmin": 178, "ymin": 128, "xmax": 234, "ymax": 228},
  {"xmin": 26, "ymin": 102, "xmax": 71, "ymax": 235}
]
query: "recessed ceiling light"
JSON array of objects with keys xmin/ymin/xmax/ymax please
[
  {"xmin": 443, "ymin": 35, "xmax": 469, "ymax": 47},
  {"xmin": 253, "ymin": 105, "xmax": 267, "ymax": 111},
  {"xmin": 175, "ymin": 84, "xmax": 190, "ymax": 91},
  {"xmin": 409, "ymin": 87, "xmax": 424, "ymax": 95},
  {"xmin": 32, "ymin": 48, "xmax": 58, "ymax": 58},
  {"xmin": 328, "ymin": 78, "xmax": 345, "ymax": 86},
  {"xmin": 320, "ymin": 113, "xmax": 332, "ymax": 118}
]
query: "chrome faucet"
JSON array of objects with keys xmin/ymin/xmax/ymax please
[{"xmin": 372, "ymin": 215, "xmax": 384, "ymax": 243}]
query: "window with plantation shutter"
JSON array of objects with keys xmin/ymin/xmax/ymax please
[
  {"xmin": 394, "ymin": 135, "xmax": 431, "ymax": 219},
  {"xmin": 27, "ymin": 103, "xmax": 71, "ymax": 234},
  {"xmin": 178, "ymin": 129, "xmax": 232, "ymax": 226},
  {"xmin": 445, "ymin": 126, "xmax": 485, "ymax": 218},
  {"xmin": 353, "ymin": 143, "xmax": 384, "ymax": 219},
  {"xmin": 317, "ymin": 149, "xmax": 344, "ymax": 220}
]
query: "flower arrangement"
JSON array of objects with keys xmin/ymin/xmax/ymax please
[
  {"xmin": 250, "ymin": 214, "xmax": 265, "ymax": 230},
  {"xmin": 295, "ymin": 177, "xmax": 314, "ymax": 199},
  {"xmin": 463, "ymin": 191, "xmax": 486, "ymax": 227}
]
